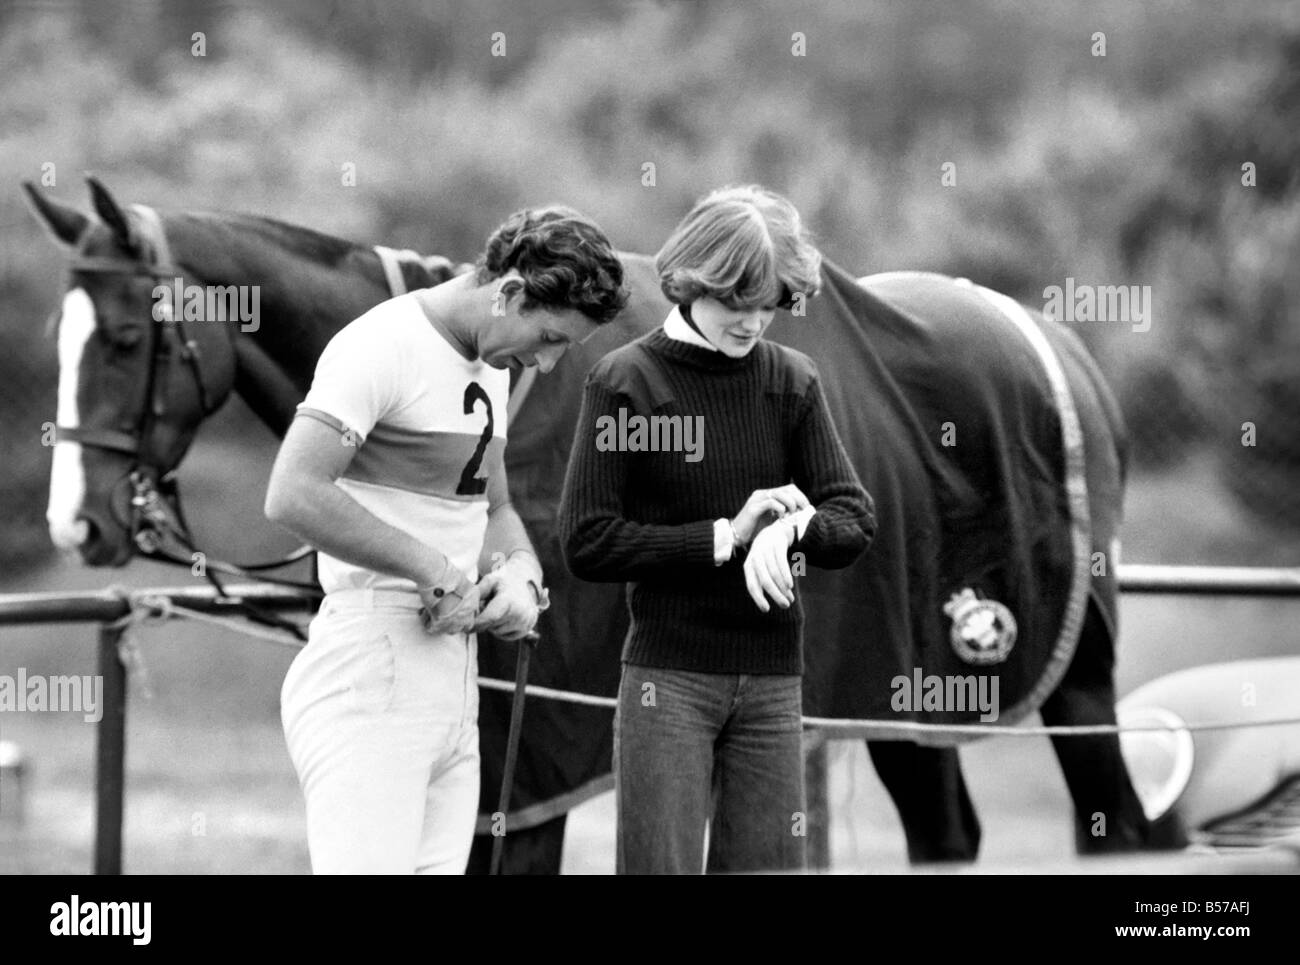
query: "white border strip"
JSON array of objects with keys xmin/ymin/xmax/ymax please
[
  {"xmin": 372, "ymin": 245, "xmax": 409, "ymax": 297},
  {"xmin": 966, "ymin": 282, "xmax": 1094, "ymax": 733}
]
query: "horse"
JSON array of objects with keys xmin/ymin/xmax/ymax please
[{"xmin": 25, "ymin": 177, "xmax": 1179, "ymax": 871}]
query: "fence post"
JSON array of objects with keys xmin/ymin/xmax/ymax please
[
  {"xmin": 804, "ymin": 734, "xmax": 831, "ymax": 870},
  {"xmin": 94, "ymin": 621, "xmax": 127, "ymax": 875}
]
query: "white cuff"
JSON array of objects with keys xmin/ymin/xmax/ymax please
[
  {"xmin": 789, "ymin": 507, "xmax": 815, "ymax": 540},
  {"xmin": 713, "ymin": 518, "xmax": 735, "ymax": 565}
]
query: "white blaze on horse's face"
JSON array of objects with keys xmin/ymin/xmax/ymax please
[{"xmin": 47, "ymin": 287, "xmax": 95, "ymax": 550}]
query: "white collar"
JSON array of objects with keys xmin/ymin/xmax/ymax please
[{"xmin": 663, "ymin": 305, "xmax": 720, "ymax": 352}]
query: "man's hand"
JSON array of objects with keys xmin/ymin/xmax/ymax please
[
  {"xmin": 730, "ymin": 484, "xmax": 810, "ymax": 547},
  {"xmin": 418, "ymin": 560, "xmax": 480, "ymax": 635},
  {"xmin": 472, "ymin": 555, "xmax": 544, "ymax": 641},
  {"xmin": 744, "ymin": 516, "xmax": 797, "ymax": 612}
]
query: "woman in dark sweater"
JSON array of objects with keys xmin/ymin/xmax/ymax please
[{"xmin": 559, "ymin": 185, "xmax": 875, "ymax": 874}]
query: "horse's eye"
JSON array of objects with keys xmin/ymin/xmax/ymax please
[{"xmin": 109, "ymin": 327, "xmax": 143, "ymax": 350}]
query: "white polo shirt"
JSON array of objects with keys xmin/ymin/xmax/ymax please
[{"xmin": 296, "ymin": 292, "xmax": 510, "ymax": 594}]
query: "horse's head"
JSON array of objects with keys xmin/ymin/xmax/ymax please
[{"xmin": 23, "ymin": 177, "xmax": 237, "ymax": 566}]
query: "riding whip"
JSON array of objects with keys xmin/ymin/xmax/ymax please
[{"xmin": 490, "ymin": 628, "xmax": 538, "ymax": 875}]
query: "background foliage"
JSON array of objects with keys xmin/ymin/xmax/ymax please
[{"xmin": 2, "ymin": 0, "xmax": 1298, "ymax": 572}]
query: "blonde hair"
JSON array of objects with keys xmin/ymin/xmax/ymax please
[{"xmin": 655, "ymin": 184, "xmax": 822, "ymax": 309}]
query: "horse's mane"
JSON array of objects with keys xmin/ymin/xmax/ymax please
[{"xmin": 167, "ymin": 209, "xmax": 371, "ymax": 270}]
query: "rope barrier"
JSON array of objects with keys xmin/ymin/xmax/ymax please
[
  {"xmin": 799, "ymin": 714, "xmax": 1300, "ymax": 739},
  {"xmin": 104, "ymin": 586, "xmax": 161, "ymax": 699},
  {"xmin": 141, "ymin": 597, "xmax": 313, "ymax": 651},
  {"xmin": 114, "ymin": 588, "xmax": 1300, "ymax": 739},
  {"xmin": 478, "ymin": 676, "xmax": 617, "ymax": 709}
]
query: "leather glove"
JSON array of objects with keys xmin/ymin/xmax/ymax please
[
  {"xmin": 418, "ymin": 559, "xmax": 481, "ymax": 635},
  {"xmin": 472, "ymin": 553, "xmax": 547, "ymax": 641}
]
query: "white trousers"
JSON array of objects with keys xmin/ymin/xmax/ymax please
[{"xmin": 280, "ymin": 589, "xmax": 480, "ymax": 874}]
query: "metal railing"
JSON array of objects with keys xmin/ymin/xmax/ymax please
[
  {"xmin": 1, "ymin": 565, "xmax": 1298, "ymax": 874},
  {"xmin": 0, "ymin": 583, "xmax": 318, "ymax": 875}
]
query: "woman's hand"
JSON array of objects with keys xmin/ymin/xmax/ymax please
[
  {"xmin": 730, "ymin": 484, "xmax": 810, "ymax": 547},
  {"xmin": 744, "ymin": 516, "xmax": 797, "ymax": 612}
]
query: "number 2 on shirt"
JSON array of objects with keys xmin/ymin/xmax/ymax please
[{"xmin": 456, "ymin": 381, "xmax": 494, "ymax": 496}]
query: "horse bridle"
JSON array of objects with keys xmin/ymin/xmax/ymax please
[
  {"xmin": 57, "ymin": 206, "xmax": 225, "ymax": 545},
  {"xmin": 56, "ymin": 205, "xmax": 317, "ymax": 631}
]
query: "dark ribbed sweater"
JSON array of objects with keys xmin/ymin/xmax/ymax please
[{"xmin": 559, "ymin": 326, "xmax": 875, "ymax": 674}]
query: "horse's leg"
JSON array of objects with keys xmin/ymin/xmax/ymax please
[
  {"xmin": 464, "ymin": 816, "xmax": 568, "ymax": 875},
  {"xmin": 866, "ymin": 741, "xmax": 981, "ymax": 862},
  {"xmin": 1039, "ymin": 597, "xmax": 1189, "ymax": 854}
]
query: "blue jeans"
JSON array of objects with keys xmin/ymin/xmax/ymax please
[{"xmin": 614, "ymin": 663, "xmax": 806, "ymax": 874}]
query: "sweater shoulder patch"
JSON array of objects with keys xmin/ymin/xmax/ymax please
[
  {"xmin": 586, "ymin": 338, "xmax": 676, "ymax": 409},
  {"xmin": 763, "ymin": 342, "xmax": 820, "ymax": 396}
]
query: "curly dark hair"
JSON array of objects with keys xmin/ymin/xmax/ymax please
[{"xmin": 476, "ymin": 205, "xmax": 629, "ymax": 325}]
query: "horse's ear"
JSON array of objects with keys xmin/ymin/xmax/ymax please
[
  {"xmin": 85, "ymin": 174, "xmax": 137, "ymax": 251},
  {"xmin": 21, "ymin": 181, "xmax": 89, "ymax": 248}
]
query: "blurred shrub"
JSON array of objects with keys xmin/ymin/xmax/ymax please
[
  {"xmin": 1113, "ymin": 357, "xmax": 1208, "ymax": 470},
  {"xmin": 0, "ymin": 276, "xmax": 58, "ymax": 573},
  {"xmin": 1, "ymin": 0, "xmax": 1298, "ymax": 571},
  {"xmin": 1224, "ymin": 352, "xmax": 1300, "ymax": 528}
]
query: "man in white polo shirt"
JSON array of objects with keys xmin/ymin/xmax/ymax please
[{"xmin": 265, "ymin": 207, "xmax": 627, "ymax": 874}]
